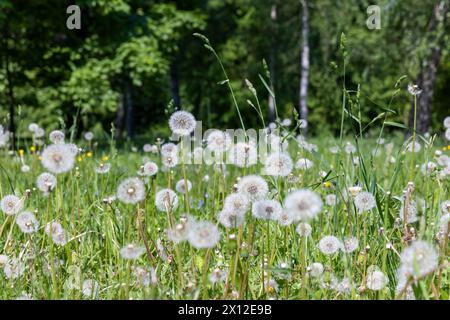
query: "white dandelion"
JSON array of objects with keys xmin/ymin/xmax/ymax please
[
  {"xmin": 366, "ymin": 266, "xmax": 388, "ymax": 291},
  {"xmin": 36, "ymin": 172, "xmax": 57, "ymax": 193},
  {"xmin": 223, "ymin": 193, "xmax": 250, "ymax": 215},
  {"xmin": 1, "ymin": 195, "xmax": 23, "ymax": 215},
  {"xmin": 49, "ymin": 130, "xmax": 65, "ymax": 144},
  {"xmin": 407, "ymin": 84, "xmax": 422, "ymax": 96},
  {"xmin": 218, "ymin": 209, "xmax": 245, "ymax": 229},
  {"xmin": 175, "ymin": 179, "xmax": 192, "ymax": 194},
  {"xmin": 344, "ymin": 142, "xmax": 356, "ymax": 154},
  {"xmin": 252, "ymin": 199, "xmax": 282, "ymax": 221},
  {"xmin": 206, "ymin": 130, "xmax": 232, "ymax": 153},
  {"xmin": 236, "ymin": 175, "xmax": 269, "ymax": 202},
  {"xmin": 160, "ymin": 143, "xmax": 178, "ymax": 157},
  {"xmin": 277, "ymin": 210, "xmax": 295, "ymax": 226},
  {"xmin": 95, "ymin": 163, "xmax": 111, "ymax": 174},
  {"xmin": 444, "ymin": 116, "xmax": 450, "ymax": 129},
  {"xmin": 354, "ymin": 191, "xmax": 376, "ymax": 213},
  {"xmin": 84, "ymin": 131, "xmax": 94, "ymax": 141},
  {"xmin": 139, "ymin": 161, "xmax": 158, "ymax": 176},
  {"xmin": 265, "ymin": 152, "xmax": 293, "ymax": 176},
  {"xmin": 16, "ymin": 211, "xmax": 39, "ymax": 234},
  {"xmin": 41, "ymin": 143, "xmax": 75, "ymax": 174},
  {"xmin": 82, "ymin": 279, "xmax": 99, "ymax": 298},
  {"xmin": 117, "ymin": 178, "xmax": 145, "ymax": 204},
  {"xmin": 308, "ymin": 263, "xmax": 324, "ymax": 278},
  {"xmin": 283, "ymin": 189, "xmax": 323, "ymax": 221},
  {"xmin": 155, "ymin": 188, "xmax": 179, "ymax": 212},
  {"xmin": 399, "ymin": 240, "xmax": 438, "ymax": 280},
  {"xmin": 325, "ymin": 194, "xmax": 337, "ymax": 206},
  {"xmin": 318, "ymin": 236, "xmax": 341, "ymax": 255},
  {"xmin": 209, "ymin": 268, "xmax": 227, "ymax": 284},
  {"xmin": 120, "ymin": 244, "xmax": 146, "ymax": 260},
  {"xmin": 399, "ymin": 201, "xmax": 418, "ymax": 224},
  {"xmin": 4, "ymin": 258, "xmax": 25, "ymax": 279},
  {"xmin": 169, "ymin": 111, "xmax": 196, "ymax": 136},
  {"xmin": 230, "ymin": 142, "xmax": 258, "ymax": 168},
  {"xmin": 295, "ymin": 158, "xmax": 314, "ymax": 170},
  {"xmin": 187, "ymin": 221, "xmax": 220, "ymax": 249},
  {"xmin": 161, "ymin": 154, "xmax": 179, "ymax": 168},
  {"xmin": 296, "ymin": 222, "xmax": 312, "ymax": 237},
  {"xmin": 341, "ymin": 237, "xmax": 359, "ymax": 253},
  {"xmin": 406, "ymin": 141, "xmax": 421, "ymax": 153},
  {"xmin": 167, "ymin": 215, "xmax": 195, "ymax": 243}
]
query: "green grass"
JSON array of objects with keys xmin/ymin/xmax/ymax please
[{"xmin": 0, "ymin": 131, "xmax": 448, "ymax": 300}]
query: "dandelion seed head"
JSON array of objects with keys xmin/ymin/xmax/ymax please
[
  {"xmin": 264, "ymin": 152, "xmax": 293, "ymax": 176},
  {"xmin": 41, "ymin": 144, "xmax": 75, "ymax": 174},
  {"xmin": 161, "ymin": 143, "xmax": 178, "ymax": 157},
  {"xmin": 206, "ymin": 130, "xmax": 232, "ymax": 153},
  {"xmin": 354, "ymin": 191, "xmax": 376, "ymax": 212},
  {"xmin": 175, "ymin": 179, "xmax": 192, "ymax": 194},
  {"xmin": 4, "ymin": 258, "xmax": 25, "ymax": 279},
  {"xmin": 209, "ymin": 268, "xmax": 227, "ymax": 284},
  {"xmin": 84, "ymin": 131, "xmax": 94, "ymax": 141},
  {"xmin": 295, "ymin": 158, "xmax": 314, "ymax": 170},
  {"xmin": 139, "ymin": 161, "xmax": 158, "ymax": 176},
  {"xmin": 117, "ymin": 178, "xmax": 145, "ymax": 204},
  {"xmin": 16, "ymin": 211, "xmax": 39, "ymax": 234},
  {"xmin": 399, "ymin": 240, "xmax": 438, "ymax": 280},
  {"xmin": 308, "ymin": 262, "xmax": 324, "ymax": 278},
  {"xmin": 161, "ymin": 154, "xmax": 179, "ymax": 168},
  {"xmin": 325, "ymin": 194, "xmax": 337, "ymax": 206},
  {"xmin": 95, "ymin": 163, "xmax": 111, "ymax": 174},
  {"xmin": 406, "ymin": 141, "xmax": 421, "ymax": 153},
  {"xmin": 366, "ymin": 267, "xmax": 388, "ymax": 291},
  {"xmin": 284, "ymin": 189, "xmax": 323, "ymax": 221},
  {"xmin": 169, "ymin": 111, "xmax": 196, "ymax": 136},
  {"xmin": 120, "ymin": 244, "xmax": 146, "ymax": 260},
  {"xmin": 296, "ymin": 222, "xmax": 312, "ymax": 237},
  {"xmin": 218, "ymin": 209, "xmax": 245, "ymax": 228},
  {"xmin": 230, "ymin": 142, "xmax": 257, "ymax": 168},
  {"xmin": 318, "ymin": 236, "xmax": 341, "ymax": 255},
  {"xmin": 252, "ymin": 199, "xmax": 282, "ymax": 221},
  {"xmin": 407, "ymin": 84, "xmax": 422, "ymax": 96},
  {"xmin": 223, "ymin": 193, "xmax": 250, "ymax": 215},
  {"xmin": 342, "ymin": 237, "xmax": 359, "ymax": 253},
  {"xmin": 1, "ymin": 195, "xmax": 23, "ymax": 215},
  {"xmin": 155, "ymin": 188, "xmax": 179, "ymax": 212},
  {"xmin": 236, "ymin": 175, "xmax": 269, "ymax": 202},
  {"xmin": 49, "ymin": 130, "xmax": 65, "ymax": 144},
  {"xmin": 82, "ymin": 279, "xmax": 99, "ymax": 298},
  {"xmin": 187, "ymin": 221, "xmax": 220, "ymax": 249}
]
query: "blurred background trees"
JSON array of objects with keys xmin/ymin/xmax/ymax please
[{"xmin": 0, "ymin": 0, "xmax": 449, "ymax": 142}]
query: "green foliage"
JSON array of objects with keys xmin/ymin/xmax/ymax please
[{"xmin": 0, "ymin": 0, "xmax": 448, "ymax": 137}]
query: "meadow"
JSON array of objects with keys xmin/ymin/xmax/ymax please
[{"xmin": 0, "ymin": 106, "xmax": 449, "ymax": 300}]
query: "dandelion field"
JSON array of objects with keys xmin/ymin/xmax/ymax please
[{"xmin": 0, "ymin": 109, "xmax": 449, "ymax": 300}]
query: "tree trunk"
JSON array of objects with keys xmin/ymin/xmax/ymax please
[
  {"xmin": 170, "ymin": 59, "xmax": 181, "ymax": 109},
  {"xmin": 115, "ymin": 93, "xmax": 125, "ymax": 139},
  {"xmin": 299, "ymin": 0, "xmax": 310, "ymax": 135},
  {"xmin": 3, "ymin": 19, "xmax": 15, "ymax": 151},
  {"xmin": 408, "ymin": 1, "xmax": 448, "ymax": 135},
  {"xmin": 125, "ymin": 81, "xmax": 135, "ymax": 138},
  {"xmin": 268, "ymin": 3, "xmax": 277, "ymax": 123}
]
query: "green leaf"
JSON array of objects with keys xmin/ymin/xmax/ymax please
[{"xmin": 384, "ymin": 121, "xmax": 408, "ymax": 129}]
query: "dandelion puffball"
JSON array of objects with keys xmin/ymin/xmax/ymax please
[
  {"xmin": 236, "ymin": 175, "xmax": 269, "ymax": 202},
  {"xmin": 155, "ymin": 188, "xmax": 179, "ymax": 212},
  {"xmin": 283, "ymin": 189, "xmax": 323, "ymax": 221},
  {"xmin": 117, "ymin": 178, "xmax": 145, "ymax": 204},
  {"xmin": 169, "ymin": 111, "xmax": 196, "ymax": 136}
]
